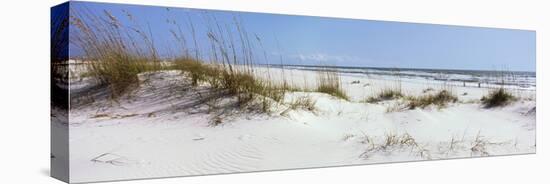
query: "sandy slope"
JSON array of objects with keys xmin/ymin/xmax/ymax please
[{"xmin": 67, "ymin": 68, "xmax": 535, "ymax": 183}]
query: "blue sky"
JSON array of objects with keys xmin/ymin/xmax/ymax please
[{"xmin": 69, "ymin": 1, "xmax": 536, "ymax": 72}]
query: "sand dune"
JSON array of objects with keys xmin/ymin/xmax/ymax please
[{"xmin": 67, "ymin": 67, "xmax": 535, "ymax": 183}]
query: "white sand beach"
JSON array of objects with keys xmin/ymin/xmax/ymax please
[{"xmin": 66, "ymin": 65, "xmax": 535, "ymax": 183}]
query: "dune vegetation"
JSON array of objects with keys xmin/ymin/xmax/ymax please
[
  {"xmin": 481, "ymin": 88, "xmax": 517, "ymax": 108},
  {"xmin": 70, "ymin": 8, "xmax": 525, "ymax": 114}
]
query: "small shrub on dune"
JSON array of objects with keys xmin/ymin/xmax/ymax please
[
  {"xmin": 316, "ymin": 70, "xmax": 349, "ymax": 100},
  {"xmin": 365, "ymin": 88, "xmax": 403, "ymax": 103},
  {"xmin": 481, "ymin": 88, "xmax": 516, "ymax": 108},
  {"xmin": 407, "ymin": 90, "xmax": 458, "ymax": 109}
]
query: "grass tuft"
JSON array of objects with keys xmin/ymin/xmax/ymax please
[
  {"xmin": 407, "ymin": 90, "xmax": 457, "ymax": 109},
  {"xmin": 87, "ymin": 54, "xmax": 160, "ymax": 97},
  {"xmin": 315, "ymin": 69, "xmax": 349, "ymax": 100},
  {"xmin": 365, "ymin": 88, "xmax": 403, "ymax": 103},
  {"xmin": 360, "ymin": 132, "xmax": 431, "ymax": 159},
  {"xmin": 288, "ymin": 95, "xmax": 317, "ymax": 112},
  {"xmin": 481, "ymin": 88, "xmax": 516, "ymax": 108}
]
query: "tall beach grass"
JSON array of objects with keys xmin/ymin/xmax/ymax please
[
  {"xmin": 70, "ymin": 9, "xmax": 161, "ymax": 98},
  {"xmin": 70, "ymin": 8, "xmax": 294, "ymax": 112},
  {"xmin": 315, "ymin": 68, "xmax": 349, "ymax": 100}
]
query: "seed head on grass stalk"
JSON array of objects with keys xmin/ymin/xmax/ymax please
[
  {"xmin": 70, "ymin": 8, "xmax": 161, "ymax": 99},
  {"xmin": 172, "ymin": 14, "xmax": 288, "ymax": 111}
]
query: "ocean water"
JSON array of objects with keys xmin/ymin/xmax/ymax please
[{"xmin": 271, "ymin": 64, "xmax": 536, "ymax": 90}]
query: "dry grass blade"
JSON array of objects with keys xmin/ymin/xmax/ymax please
[{"xmin": 316, "ymin": 69, "xmax": 349, "ymax": 100}]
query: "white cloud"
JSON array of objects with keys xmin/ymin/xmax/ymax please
[
  {"xmin": 290, "ymin": 53, "xmax": 360, "ymax": 63},
  {"xmin": 269, "ymin": 51, "xmax": 376, "ymax": 66}
]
